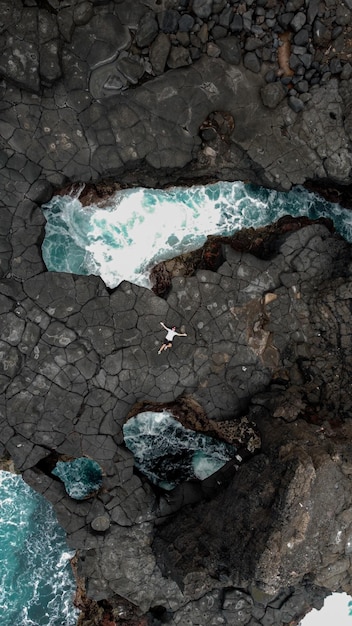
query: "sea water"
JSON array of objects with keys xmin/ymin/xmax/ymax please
[
  {"xmin": 52, "ymin": 458, "xmax": 103, "ymax": 500},
  {"xmin": 42, "ymin": 182, "xmax": 352, "ymax": 289},
  {"xmin": 8, "ymin": 181, "xmax": 352, "ymax": 622},
  {"xmin": 123, "ymin": 410, "xmax": 236, "ymax": 490},
  {"xmin": 0, "ymin": 471, "xmax": 78, "ymax": 626}
]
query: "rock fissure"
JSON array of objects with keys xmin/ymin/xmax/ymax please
[{"xmin": 2, "ymin": 0, "xmax": 352, "ymax": 624}]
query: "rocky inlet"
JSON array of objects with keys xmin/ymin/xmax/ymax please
[{"xmin": 1, "ymin": 1, "xmax": 352, "ymax": 625}]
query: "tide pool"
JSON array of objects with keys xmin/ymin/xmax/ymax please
[
  {"xmin": 0, "ymin": 471, "xmax": 78, "ymax": 626},
  {"xmin": 42, "ymin": 182, "xmax": 352, "ymax": 289},
  {"xmin": 52, "ymin": 458, "xmax": 103, "ymax": 500},
  {"xmin": 123, "ymin": 410, "xmax": 236, "ymax": 490}
]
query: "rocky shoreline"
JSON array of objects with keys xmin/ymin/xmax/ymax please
[{"xmin": 1, "ymin": 1, "xmax": 352, "ymax": 625}]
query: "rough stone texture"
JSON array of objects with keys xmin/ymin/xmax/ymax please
[
  {"xmin": 3, "ymin": 220, "xmax": 352, "ymax": 624},
  {"xmin": 1, "ymin": 1, "xmax": 352, "ymax": 625},
  {"xmin": 261, "ymin": 81, "xmax": 287, "ymax": 108}
]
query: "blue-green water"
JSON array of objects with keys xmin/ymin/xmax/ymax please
[
  {"xmin": 123, "ymin": 410, "xmax": 236, "ymax": 490},
  {"xmin": 6, "ymin": 181, "xmax": 352, "ymax": 622},
  {"xmin": 52, "ymin": 459, "xmax": 103, "ymax": 500},
  {"xmin": 42, "ymin": 182, "xmax": 352, "ymax": 288},
  {"xmin": 0, "ymin": 471, "xmax": 78, "ymax": 626}
]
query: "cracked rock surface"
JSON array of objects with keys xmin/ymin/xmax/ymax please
[
  {"xmin": 2, "ymin": 222, "xmax": 352, "ymax": 624},
  {"xmin": 1, "ymin": 1, "xmax": 352, "ymax": 625}
]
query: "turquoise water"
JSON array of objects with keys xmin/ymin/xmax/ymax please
[
  {"xmin": 0, "ymin": 471, "xmax": 78, "ymax": 626},
  {"xmin": 52, "ymin": 459, "xmax": 103, "ymax": 500},
  {"xmin": 42, "ymin": 182, "xmax": 352, "ymax": 288},
  {"xmin": 7, "ymin": 181, "xmax": 352, "ymax": 623},
  {"xmin": 123, "ymin": 410, "xmax": 236, "ymax": 490}
]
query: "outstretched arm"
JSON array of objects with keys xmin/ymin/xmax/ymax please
[
  {"xmin": 160, "ymin": 321, "xmax": 168, "ymax": 330},
  {"xmin": 176, "ymin": 332, "xmax": 187, "ymax": 337}
]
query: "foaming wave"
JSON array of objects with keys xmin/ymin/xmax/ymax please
[
  {"xmin": 42, "ymin": 182, "xmax": 352, "ymax": 289},
  {"xmin": 0, "ymin": 471, "xmax": 78, "ymax": 626},
  {"xmin": 123, "ymin": 410, "xmax": 235, "ymax": 490}
]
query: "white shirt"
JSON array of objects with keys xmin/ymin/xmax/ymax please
[{"xmin": 165, "ymin": 329, "xmax": 177, "ymax": 341}]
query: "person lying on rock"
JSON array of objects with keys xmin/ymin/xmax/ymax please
[{"xmin": 158, "ymin": 321, "xmax": 187, "ymax": 354}]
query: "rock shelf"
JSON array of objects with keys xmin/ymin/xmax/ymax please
[{"xmin": 1, "ymin": 1, "xmax": 352, "ymax": 625}]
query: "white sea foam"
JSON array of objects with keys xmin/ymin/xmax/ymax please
[
  {"xmin": 0, "ymin": 471, "xmax": 78, "ymax": 626},
  {"xmin": 192, "ymin": 450, "xmax": 227, "ymax": 480},
  {"xmin": 299, "ymin": 592, "xmax": 352, "ymax": 625},
  {"xmin": 42, "ymin": 181, "xmax": 352, "ymax": 290},
  {"xmin": 123, "ymin": 410, "xmax": 235, "ymax": 489}
]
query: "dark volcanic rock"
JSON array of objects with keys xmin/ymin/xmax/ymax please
[
  {"xmin": 136, "ymin": 12, "xmax": 158, "ymax": 48},
  {"xmin": 216, "ymin": 36, "xmax": 242, "ymax": 65},
  {"xmin": 150, "ymin": 33, "xmax": 172, "ymax": 75},
  {"xmin": 260, "ymin": 81, "xmax": 287, "ymax": 108},
  {"xmin": 192, "ymin": 0, "xmax": 213, "ymax": 20},
  {"xmin": 40, "ymin": 40, "xmax": 62, "ymax": 85},
  {"xmin": 157, "ymin": 10, "xmax": 180, "ymax": 34},
  {"xmin": 167, "ymin": 45, "xmax": 191, "ymax": 69},
  {"xmin": 3, "ymin": 214, "xmax": 352, "ymax": 623},
  {"xmin": 288, "ymin": 94, "xmax": 305, "ymax": 112},
  {"xmin": 243, "ymin": 50, "xmax": 262, "ymax": 73},
  {"xmin": 0, "ymin": 40, "xmax": 40, "ymax": 92},
  {"xmin": 2, "ymin": 1, "xmax": 352, "ymax": 624}
]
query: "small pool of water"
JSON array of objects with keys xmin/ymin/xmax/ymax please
[
  {"xmin": 123, "ymin": 410, "xmax": 236, "ymax": 490},
  {"xmin": 52, "ymin": 458, "xmax": 103, "ymax": 500}
]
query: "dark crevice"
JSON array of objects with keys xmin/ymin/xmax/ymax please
[{"xmin": 36, "ymin": 451, "xmax": 60, "ymax": 476}]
